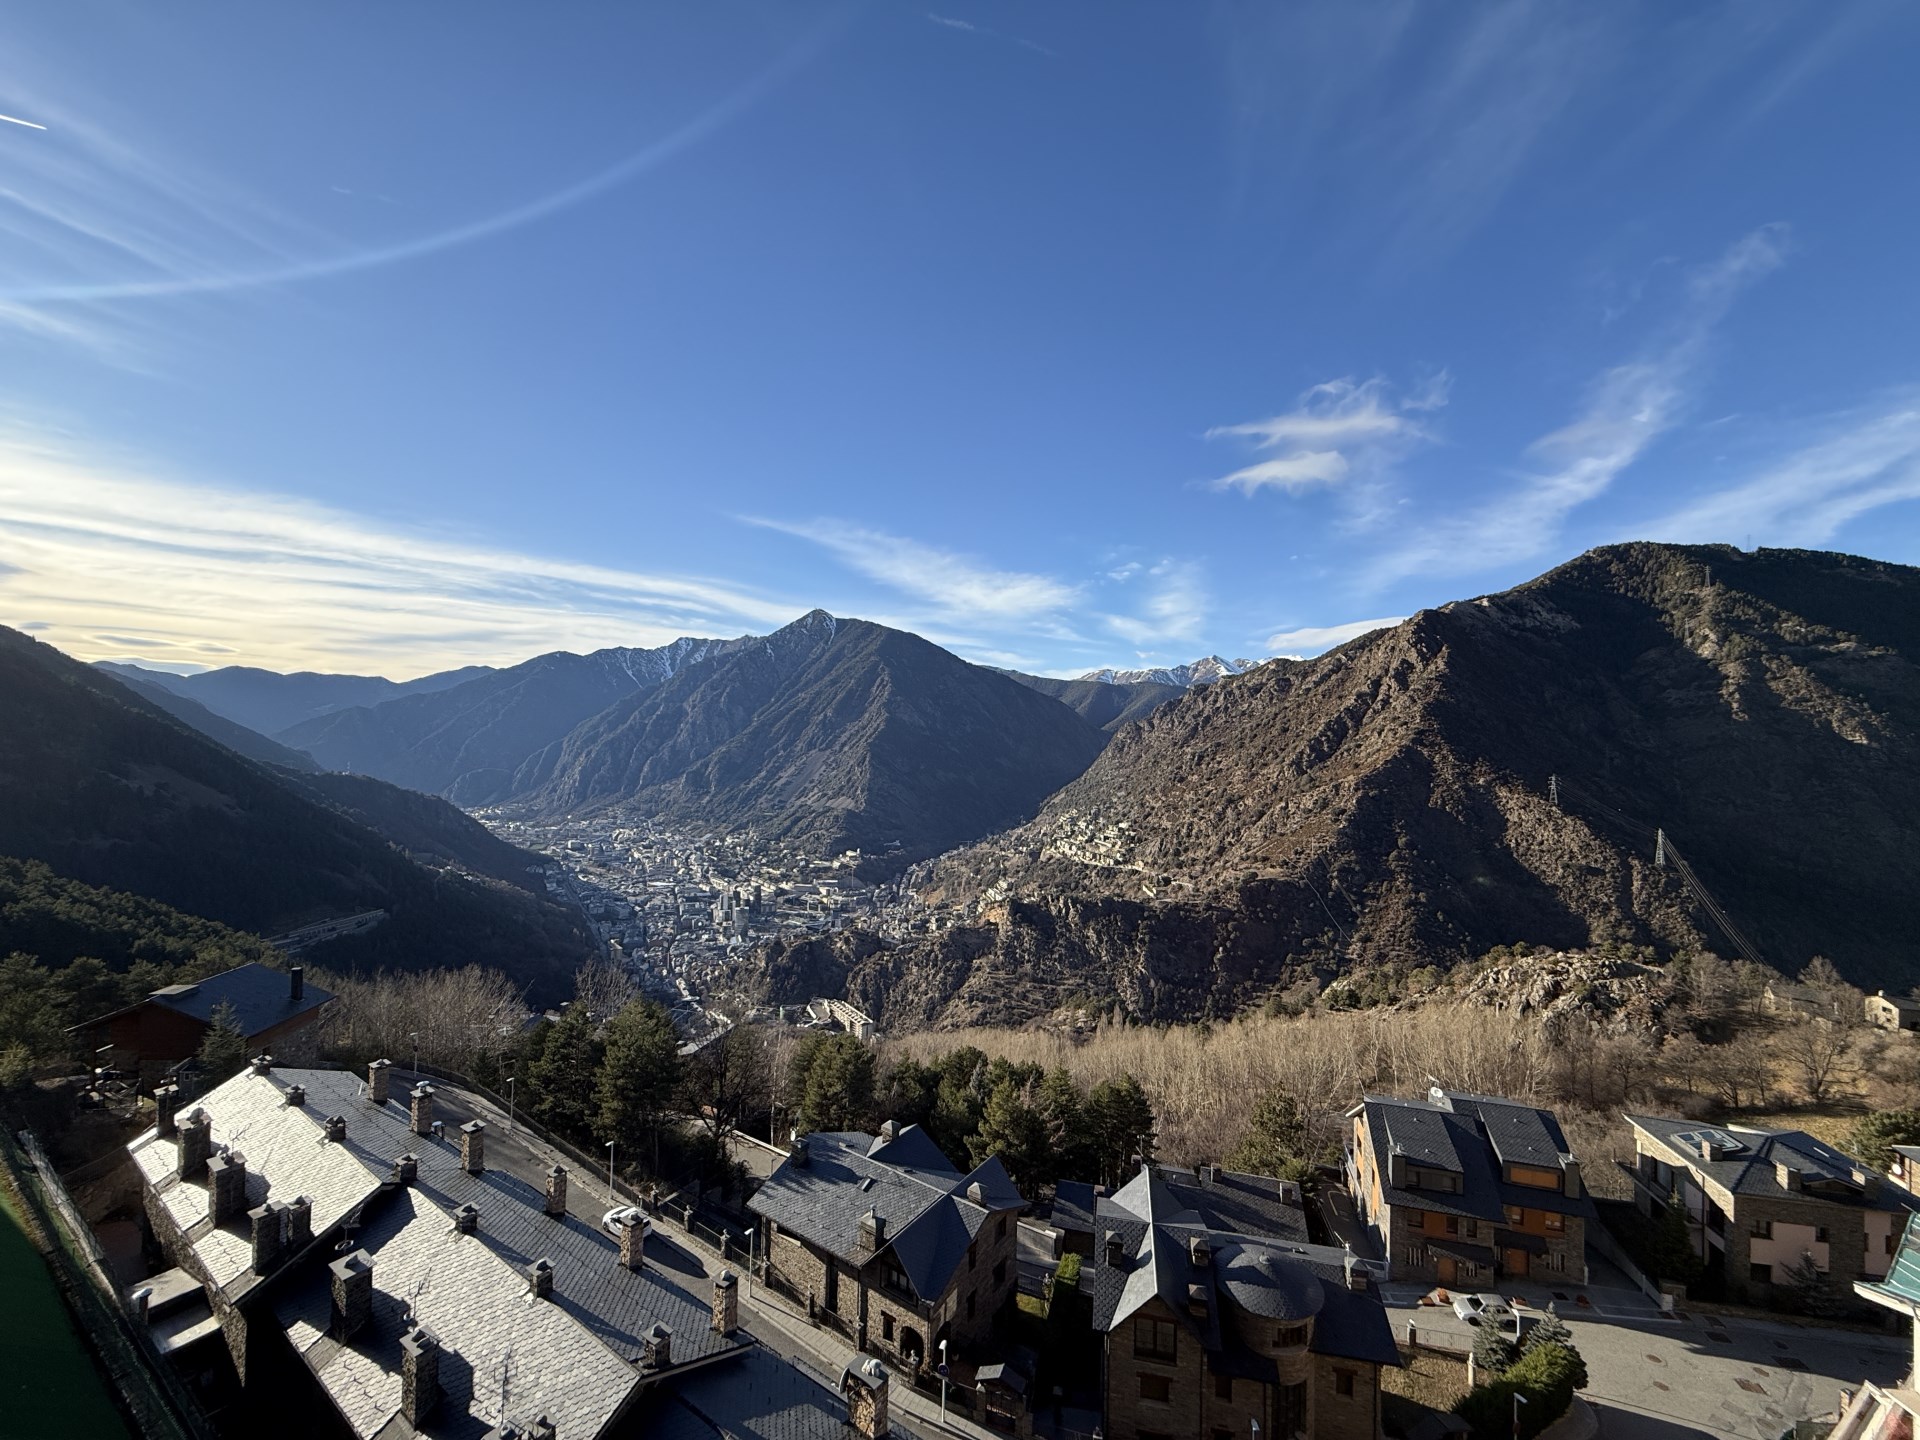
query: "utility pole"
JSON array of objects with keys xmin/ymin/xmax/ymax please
[
  {"xmin": 1548, "ymin": 774, "xmax": 1560, "ymax": 809},
  {"xmin": 1655, "ymin": 829, "xmax": 1667, "ymax": 867}
]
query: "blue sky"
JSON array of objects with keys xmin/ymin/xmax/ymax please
[{"xmin": 3, "ymin": 2, "xmax": 1918, "ymax": 679}]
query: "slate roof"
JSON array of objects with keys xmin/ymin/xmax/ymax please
[
  {"xmin": 148, "ymin": 962, "xmax": 334, "ymax": 1036},
  {"xmin": 1353, "ymin": 1092, "xmax": 1597, "ymax": 1225},
  {"xmin": 748, "ymin": 1126, "xmax": 1024, "ymax": 1302},
  {"xmin": 1629, "ymin": 1113, "xmax": 1920, "ymax": 1213},
  {"xmin": 1051, "ymin": 1181, "xmax": 1099, "ymax": 1238},
  {"xmin": 642, "ymin": 1347, "xmax": 852, "ymax": 1440},
  {"xmin": 1083, "ymin": 1163, "xmax": 1399, "ymax": 1372},
  {"xmin": 132, "ymin": 1065, "xmax": 744, "ymax": 1440}
]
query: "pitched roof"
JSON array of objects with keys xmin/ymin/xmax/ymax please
[
  {"xmin": 748, "ymin": 1125, "xmax": 1024, "ymax": 1301},
  {"xmin": 1084, "ymin": 1163, "xmax": 1398, "ymax": 1371},
  {"xmin": 131, "ymin": 1065, "xmax": 741, "ymax": 1439},
  {"xmin": 149, "ymin": 961, "xmax": 334, "ymax": 1036},
  {"xmin": 1354, "ymin": 1093, "xmax": 1597, "ymax": 1224},
  {"xmin": 643, "ymin": 1348, "xmax": 851, "ymax": 1440},
  {"xmin": 1628, "ymin": 1113, "xmax": 1920, "ymax": 1213}
]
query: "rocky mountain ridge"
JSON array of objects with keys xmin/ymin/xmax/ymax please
[{"xmin": 1077, "ymin": 655, "xmax": 1261, "ymax": 687}]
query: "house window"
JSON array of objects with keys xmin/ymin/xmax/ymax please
[
  {"xmin": 882, "ymin": 1314, "xmax": 894, "ymax": 1341},
  {"xmin": 1750, "ymin": 1263, "xmax": 1774, "ymax": 1285},
  {"xmin": 993, "ymin": 1259, "xmax": 1007, "ymax": 1286},
  {"xmin": 1547, "ymin": 1250, "xmax": 1565, "ymax": 1273},
  {"xmin": 1214, "ymin": 1374, "xmax": 1233, "ymax": 1401},
  {"xmin": 1277, "ymin": 1383, "xmax": 1306, "ymax": 1435},
  {"xmin": 1135, "ymin": 1318, "xmax": 1178, "ymax": 1362},
  {"xmin": 999, "ymin": 1216, "xmax": 1009, "ymax": 1239},
  {"xmin": 824, "ymin": 1265, "xmax": 838, "ymax": 1312},
  {"xmin": 1139, "ymin": 1375, "xmax": 1173, "ymax": 1404},
  {"xmin": 1815, "ymin": 1227, "xmax": 1830, "ymax": 1244},
  {"xmin": 1890, "ymin": 1233, "xmax": 1900, "ymax": 1255},
  {"xmin": 1274, "ymin": 1324, "xmax": 1307, "ymax": 1349},
  {"xmin": 1404, "ymin": 1207, "xmax": 1426, "ymax": 1229},
  {"xmin": 1751, "ymin": 1220, "xmax": 1773, "ymax": 1240},
  {"xmin": 1442, "ymin": 1215, "xmax": 1460, "ymax": 1235},
  {"xmin": 1335, "ymin": 1369, "xmax": 1356, "ymax": 1398},
  {"xmin": 1544, "ymin": 1211, "xmax": 1564, "ymax": 1233},
  {"xmin": 1505, "ymin": 1205, "xmax": 1523, "ymax": 1226},
  {"xmin": 967, "ymin": 1293, "xmax": 976, "ymax": 1320}
]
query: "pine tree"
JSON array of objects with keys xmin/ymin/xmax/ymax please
[
  {"xmin": 196, "ymin": 1000, "xmax": 251, "ymax": 1082},
  {"xmin": 526, "ymin": 1006, "xmax": 603, "ymax": 1142},
  {"xmin": 1846, "ymin": 1109, "xmax": 1920, "ymax": 1172},
  {"xmin": 1519, "ymin": 1304, "xmax": 1574, "ymax": 1357},
  {"xmin": 971, "ymin": 1079, "xmax": 1052, "ymax": 1194},
  {"xmin": 794, "ymin": 1033, "xmax": 876, "ymax": 1135},
  {"xmin": 1472, "ymin": 1321, "xmax": 1519, "ymax": 1376},
  {"xmin": 1036, "ymin": 1067, "xmax": 1090, "ymax": 1184},
  {"xmin": 1226, "ymin": 1084, "xmax": 1312, "ymax": 1181},
  {"xmin": 1087, "ymin": 1074, "xmax": 1157, "ymax": 1187},
  {"xmin": 596, "ymin": 999, "xmax": 683, "ymax": 1176}
]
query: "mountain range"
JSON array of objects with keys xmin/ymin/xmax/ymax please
[
  {"xmin": 1075, "ymin": 656, "xmax": 1261, "ymax": 687},
  {"xmin": 730, "ymin": 544, "xmax": 1920, "ymax": 1028},
  {"xmin": 3, "ymin": 627, "xmax": 595, "ymax": 1000},
  {"xmin": 96, "ymin": 660, "xmax": 494, "ymax": 736}
]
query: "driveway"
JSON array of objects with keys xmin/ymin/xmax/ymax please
[{"xmin": 1384, "ymin": 1282, "xmax": 1907, "ymax": 1440}]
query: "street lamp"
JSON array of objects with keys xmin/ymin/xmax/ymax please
[
  {"xmin": 506, "ymin": 1074, "xmax": 516, "ymax": 1134},
  {"xmin": 1512, "ymin": 1390, "xmax": 1528, "ymax": 1440},
  {"xmin": 409, "ymin": 1031, "xmax": 420, "ymax": 1075},
  {"xmin": 606, "ymin": 1140, "xmax": 617, "ymax": 1202},
  {"xmin": 938, "ymin": 1338, "xmax": 949, "ymax": 1422}
]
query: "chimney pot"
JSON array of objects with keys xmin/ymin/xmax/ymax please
[
  {"xmin": 329, "ymin": 1250, "xmax": 374, "ymax": 1341},
  {"xmin": 289, "ymin": 966, "xmax": 304, "ymax": 1002},
  {"xmin": 1188, "ymin": 1235, "xmax": 1211, "ymax": 1269},
  {"xmin": 966, "ymin": 1181, "xmax": 985, "ymax": 1205},
  {"xmin": 619, "ymin": 1213, "xmax": 646, "ymax": 1271},
  {"xmin": 250, "ymin": 1202, "xmax": 285, "ymax": 1275},
  {"xmin": 410, "ymin": 1082, "xmax": 435, "ymax": 1136},
  {"xmin": 286, "ymin": 1083, "xmax": 306, "ymax": 1108},
  {"xmin": 250, "ymin": 1053, "xmax": 273, "ymax": 1077},
  {"xmin": 324, "ymin": 1114, "xmax": 347, "ymax": 1143},
  {"xmin": 393, "ymin": 1153, "xmax": 419, "ymax": 1186},
  {"xmin": 400, "ymin": 1326, "xmax": 440, "ymax": 1427},
  {"xmin": 544, "ymin": 1164, "xmax": 569, "ymax": 1217},
  {"xmin": 454, "ymin": 1203, "xmax": 479, "ymax": 1235},
  {"xmin": 153, "ymin": 1084, "xmax": 182, "ymax": 1138},
  {"xmin": 529, "ymin": 1257, "xmax": 554, "ymax": 1300},
  {"xmin": 1104, "ymin": 1231, "xmax": 1125, "ymax": 1269},
  {"xmin": 860, "ymin": 1208, "xmax": 886, "ymax": 1248},
  {"xmin": 712, "ymin": 1269, "xmax": 739, "ymax": 1337},
  {"xmin": 789, "ymin": 1136, "xmax": 810, "ymax": 1168},
  {"xmin": 285, "ymin": 1195, "xmax": 313, "ymax": 1251},
  {"xmin": 367, "ymin": 1058, "xmax": 392, "ymax": 1107},
  {"xmin": 643, "ymin": 1321, "xmax": 673, "ymax": 1370},
  {"xmin": 208, "ymin": 1150, "xmax": 250, "ymax": 1225},
  {"xmin": 461, "ymin": 1120, "xmax": 486, "ymax": 1175},
  {"xmin": 177, "ymin": 1109, "xmax": 213, "ymax": 1181}
]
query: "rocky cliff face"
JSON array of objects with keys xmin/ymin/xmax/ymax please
[{"xmin": 773, "ymin": 544, "xmax": 1920, "ymax": 1028}]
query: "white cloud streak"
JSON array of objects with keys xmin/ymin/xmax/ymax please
[
  {"xmin": 1372, "ymin": 225, "xmax": 1788, "ymax": 582},
  {"xmin": 1207, "ymin": 374, "xmax": 1445, "ymax": 503},
  {"xmin": 0, "ymin": 430, "xmax": 804, "ymax": 676},
  {"xmin": 1265, "ymin": 615, "xmax": 1404, "ymax": 657},
  {"xmin": 1642, "ymin": 392, "xmax": 1920, "ymax": 548}
]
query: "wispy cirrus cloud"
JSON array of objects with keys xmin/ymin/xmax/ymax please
[
  {"xmin": 1206, "ymin": 373, "xmax": 1446, "ymax": 511},
  {"xmin": 1372, "ymin": 224, "xmax": 1788, "ymax": 583},
  {"xmin": 1265, "ymin": 615, "xmax": 1405, "ymax": 658},
  {"xmin": 0, "ymin": 428, "xmax": 805, "ymax": 676},
  {"xmin": 1097, "ymin": 559, "xmax": 1208, "ymax": 650},
  {"xmin": 743, "ymin": 516, "xmax": 1082, "ymax": 623},
  {"xmin": 1642, "ymin": 391, "xmax": 1920, "ymax": 549}
]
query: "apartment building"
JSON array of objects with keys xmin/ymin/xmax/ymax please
[
  {"xmin": 1626, "ymin": 1115, "xmax": 1920, "ymax": 1306},
  {"xmin": 1347, "ymin": 1088, "xmax": 1593, "ymax": 1286}
]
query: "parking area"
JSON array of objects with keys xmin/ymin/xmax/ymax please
[{"xmin": 1382, "ymin": 1281, "xmax": 1909, "ymax": 1440}]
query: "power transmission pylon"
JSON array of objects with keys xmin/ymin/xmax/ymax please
[
  {"xmin": 1654, "ymin": 828, "xmax": 1666, "ymax": 867},
  {"xmin": 1548, "ymin": 774, "xmax": 1560, "ymax": 809}
]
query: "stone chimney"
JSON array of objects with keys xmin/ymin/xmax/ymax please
[
  {"xmin": 1776, "ymin": 1159, "xmax": 1804, "ymax": 1192},
  {"xmin": 400, "ymin": 1326, "xmax": 440, "ymax": 1427},
  {"xmin": 967, "ymin": 1181, "xmax": 985, "ymax": 1205},
  {"xmin": 643, "ymin": 1321, "xmax": 672, "ymax": 1370},
  {"xmin": 712, "ymin": 1269, "xmax": 738, "ymax": 1337},
  {"xmin": 208, "ymin": 1150, "xmax": 249, "ymax": 1225},
  {"xmin": 544, "ymin": 1164, "xmax": 568, "ymax": 1217},
  {"xmin": 1387, "ymin": 1150, "xmax": 1408, "ymax": 1187},
  {"xmin": 789, "ymin": 1136, "xmax": 810, "ymax": 1168},
  {"xmin": 285, "ymin": 1083, "xmax": 306, "ymax": 1108},
  {"xmin": 289, "ymin": 965, "xmax": 304, "ymax": 1003},
  {"xmin": 460, "ymin": 1120, "xmax": 486, "ymax": 1175},
  {"xmin": 368, "ymin": 1058, "xmax": 392, "ymax": 1107},
  {"xmin": 619, "ymin": 1214, "xmax": 645, "ymax": 1271},
  {"xmin": 324, "ymin": 1114, "xmax": 347, "ymax": 1143},
  {"xmin": 528, "ymin": 1257, "xmax": 554, "ymax": 1300},
  {"xmin": 1188, "ymin": 1235, "xmax": 1211, "ymax": 1269},
  {"xmin": 860, "ymin": 1208, "xmax": 886, "ymax": 1249},
  {"xmin": 843, "ymin": 1356, "xmax": 890, "ymax": 1439},
  {"xmin": 250, "ymin": 1053, "xmax": 273, "ymax": 1077},
  {"xmin": 1854, "ymin": 1167, "xmax": 1883, "ymax": 1200},
  {"xmin": 392, "ymin": 1152, "xmax": 419, "ymax": 1186},
  {"xmin": 410, "ymin": 1082, "xmax": 435, "ymax": 1136},
  {"xmin": 285, "ymin": 1195, "xmax": 313, "ymax": 1252},
  {"xmin": 1344, "ymin": 1247, "xmax": 1369, "ymax": 1292},
  {"xmin": 1562, "ymin": 1157, "xmax": 1583, "ymax": 1199},
  {"xmin": 1103, "ymin": 1231, "xmax": 1126, "ymax": 1269},
  {"xmin": 329, "ymin": 1250, "xmax": 373, "ymax": 1341},
  {"xmin": 878, "ymin": 1120, "xmax": 900, "ymax": 1143},
  {"xmin": 454, "ymin": 1203, "xmax": 479, "ymax": 1235},
  {"xmin": 153, "ymin": 1083, "xmax": 181, "ymax": 1139},
  {"xmin": 177, "ymin": 1109, "xmax": 213, "ymax": 1181},
  {"xmin": 250, "ymin": 1202, "xmax": 284, "ymax": 1274}
]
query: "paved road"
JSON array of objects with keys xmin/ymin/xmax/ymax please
[{"xmin": 1386, "ymin": 1278, "xmax": 1907, "ymax": 1440}]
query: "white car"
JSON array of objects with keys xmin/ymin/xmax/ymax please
[
  {"xmin": 1451, "ymin": 1292, "xmax": 1517, "ymax": 1328},
  {"xmin": 602, "ymin": 1205, "xmax": 652, "ymax": 1242}
]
